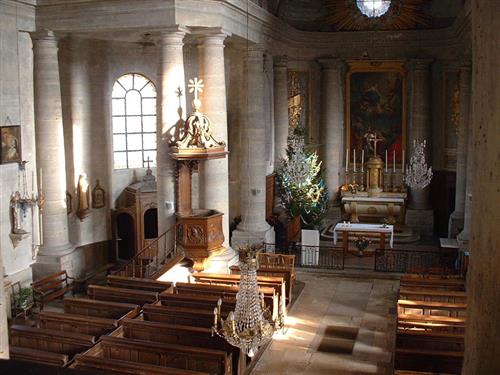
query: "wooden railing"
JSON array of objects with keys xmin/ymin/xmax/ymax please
[{"xmin": 114, "ymin": 226, "xmax": 181, "ymax": 279}]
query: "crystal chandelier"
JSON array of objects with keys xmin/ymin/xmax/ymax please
[
  {"xmin": 356, "ymin": 0, "xmax": 391, "ymax": 18},
  {"xmin": 212, "ymin": 244, "xmax": 285, "ymax": 357},
  {"xmin": 404, "ymin": 139, "xmax": 433, "ymax": 190},
  {"xmin": 279, "ymin": 134, "xmax": 321, "ymax": 188}
]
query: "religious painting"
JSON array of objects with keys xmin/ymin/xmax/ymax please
[
  {"xmin": 346, "ymin": 61, "xmax": 406, "ymax": 165},
  {"xmin": 442, "ymin": 70, "xmax": 460, "ymax": 170},
  {"xmin": 0, "ymin": 125, "xmax": 22, "ymax": 164},
  {"xmin": 288, "ymin": 70, "xmax": 310, "ymax": 137},
  {"xmin": 92, "ymin": 179, "xmax": 106, "ymax": 209}
]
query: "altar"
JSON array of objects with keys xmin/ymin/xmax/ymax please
[{"xmin": 342, "ymin": 192, "xmax": 406, "ymax": 224}]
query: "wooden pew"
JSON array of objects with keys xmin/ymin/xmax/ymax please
[
  {"xmin": 116, "ymin": 319, "xmax": 240, "ymax": 372},
  {"xmin": 143, "ymin": 304, "xmax": 228, "ymax": 328},
  {"xmin": 395, "ymin": 347, "xmax": 463, "ymax": 374},
  {"xmin": 10, "ymin": 325, "xmax": 95, "ymax": 356},
  {"xmin": 396, "ymin": 329, "xmax": 464, "ymax": 352},
  {"xmin": 72, "ymin": 354, "xmax": 210, "ymax": 374},
  {"xmin": 397, "ymin": 314, "xmax": 466, "ymax": 333},
  {"xmin": 32, "ymin": 270, "xmax": 73, "ymax": 310},
  {"xmin": 39, "ymin": 311, "xmax": 118, "ymax": 336},
  {"xmin": 99, "ymin": 335, "xmax": 232, "ymax": 375},
  {"xmin": 398, "ymin": 299, "xmax": 467, "ymax": 317},
  {"xmin": 399, "ymin": 287, "xmax": 467, "ymax": 304},
  {"xmin": 9, "ymin": 346, "xmax": 69, "ymax": 367},
  {"xmin": 107, "ymin": 275, "xmax": 173, "ymax": 293},
  {"xmin": 64, "ymin": 297, "xmax": 140, "ymax": 320},
  {"xmin": 160, "ymin": 292, "xmax": 237, "ymax": 312},
  {"xmin": 88, "ymin": 285, "xmax": 158, "ymax": 305},
  {"xmin": 257, "ymin": 252, "xmax": 296, "ymax": 285},
  {"xmin": 400, "ymin": 275, "xmax": 465, "ymax": 291}
]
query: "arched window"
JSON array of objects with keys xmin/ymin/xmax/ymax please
[{"xmin": 112, "ymin": 73, "xmax": 157, "ymax": 169}]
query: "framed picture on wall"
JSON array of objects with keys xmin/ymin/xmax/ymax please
[
  {"xmin": 288, "ymin": 70, "xmax": 311, "ymax": 139},
  {"xmin": 345, "ymin": 60, "xmax": 407, "ymax": 165},
  {"xmin": 0, "ymin": 125, "xmax": 22, "ymax": 164}
]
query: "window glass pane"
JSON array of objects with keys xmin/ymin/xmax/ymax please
[
  {"xmin": 143, "ymin": 151, "xmax": 156, "ymax": 167},
  {"xmin": 141, "ymin": 82, "xmax": 156, "ymax": 98},
  {"xmin": 118, "ymin": 74, "xmax": 134, "ymax": 91},
  {"xmin": 127, "ymin": 116, "xmax": 142, "ymax": 133},
  {"xmin": 143, "ymin": 116, "xmax": 156, "ymax": 132},
  {"xmin": 112, "ymin": 82, "xmax": 126, "ymax": 98},
  {"xmin": 112, "ymin": 99, "xmax": 125, "ymax": 116},
  {"xmin": 113, "ymin": 117, "xmax": 125, "ymax": 133},
  {"xmin": 128, "ymin": 151, "xmax": 143, "ymax": 168},
  {"xmin": 142, "ymin": 98, "xmax": 157, "ymax": 115},
  {"xmin": 113, "ymin": 134, "xmax": 126, "ymax": 151},
  {"xmin": 114, "ymin": 152, "xmax": 127, "ymax": 169},
  {"xmin": 127, "ymin": 134, "xmax": 142, "ymax": 151},
  {"xmin": 134, "ymin": 74, "xmax": 149, "ymax": 91},
  {"xmin": 125, "ymin": 90, "xmax": 142, "ymax": 116},
  {"xmin": 143, "ymin": 133, "xmax": 157, "ymax": 150}
]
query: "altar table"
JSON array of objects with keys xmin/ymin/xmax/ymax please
[{"xmin": 333, "ymin": 223, "xmax": 394, "ymax": 251}]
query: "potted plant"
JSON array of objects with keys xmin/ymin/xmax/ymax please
[
  {"xmin": 14, "ymin": 286, "xmax": 34, "ymax": 310},
  {"xmin": 276, "ymin": 131, "xmax": 328, "ymax": 265}
]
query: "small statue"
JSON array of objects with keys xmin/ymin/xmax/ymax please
[{"xmin": 10, "ymin": 192, "xmax": 28, "ymax": 234}]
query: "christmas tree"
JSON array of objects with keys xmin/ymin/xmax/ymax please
[{"xmin": 276, "ymin": 132, "xmax": 328, "ymax": 229}]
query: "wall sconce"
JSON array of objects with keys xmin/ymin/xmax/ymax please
[{"xmin": 76, "ymin": 173, "xmax": 90, "ymax": 221}]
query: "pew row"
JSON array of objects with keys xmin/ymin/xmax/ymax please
[
  {"xmin": 88, "ymin": 284, "xmax": 159, "ymax": 305},
  {"xmin": 64, "ymin": 297, "xmax": 141, "ymax": 320},
  {"xmin": 107, "ymin": 275, "xmax": 173, "ymax": 293},
  {"xmin": 39, "ymin": 311, "xmax": 118, "ymax": 336},
  {"xmin": 399, "ymin": 287, "xmax": 467, "ymax": 304},
  {"xmin": 9, "ymin": 346, "xmax": 69, "ymax": 367},
  {"xmin": 143, "ymin": 304, "xmax": 228, "ymax": 328},
  {"xmin": 397, "ymin": 299, "xmax": 467, "ymax": 317}
]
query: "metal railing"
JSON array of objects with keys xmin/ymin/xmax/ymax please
[
  {"xmin": 264, "ymin": 242, "xmax": 345, "ymax": 270},
  {"xmin": 114, "ymin": 226, "xmax": 180, "ymax": 278}
]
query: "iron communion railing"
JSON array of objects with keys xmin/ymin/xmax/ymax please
[{"xmin": 264, "ymin": 242, "xmax": 345, "ymax": 270}]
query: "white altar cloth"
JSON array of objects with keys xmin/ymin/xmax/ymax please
[{"xmin": 333, "ymin": 223, "xmax": 394, "ymax": 248}]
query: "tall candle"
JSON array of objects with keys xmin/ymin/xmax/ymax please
[
  {"xmin": 345, "ymin": 148, "xmax": 349, "ymax": 172},
  {"xmin": 39, "ymin": 168, "xmax": 43, "ymax": 193},
  {"xmin": 402, "ymin": 150, "xmax": 405, "ymax": 173},
  {"xmin": 393, "ymin": 150, "xmax": 396, "ymax": 172},
  {"xmin": 353, "ymin": 149, "xmax": 356, "ymax": 172},
  {"xmin": 361, "ymin": 149, "xmax": 364, "ymax": 172},
  {"xmin": 32, "ymin": 170, "xmax": 34, "ymax": 191},
  {"xmin": 385, "ymin": 150, "xmax": 388, "ymax": 172}
]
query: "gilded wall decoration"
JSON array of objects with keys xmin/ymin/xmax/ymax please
[
  {"xmin": 346, "ymin": 60, "xmax": 406, "ymax": 165},
  {"xmin": 287, "ymin": 70, "xmax": 310, "ymax": 135}
]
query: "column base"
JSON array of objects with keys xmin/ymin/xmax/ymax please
[
  {"xmin": 456, "ymin": 229, "xmax": 470, "ymax": 251},
  {"xmin": 448, "ymin": 211, "xmax": 464, "ymax": 238},
  {"xmin": 231, "ymin": 226, "xmax": 275, "ymax": 249},
  {"xmin": 31, "ymin": 247, "xmax": 84, "ymax": 280},
  {"xmin": 405, "ymin": 209, "xmax": 434, "ymax": 236},
  {"xmin": 203, "ymin": 246, "xmax": 239, "ymax": 274}
]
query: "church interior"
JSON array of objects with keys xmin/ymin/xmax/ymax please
[{"xmin": 0, "ymin": 0, "xmax": 499, "ymax": 374}]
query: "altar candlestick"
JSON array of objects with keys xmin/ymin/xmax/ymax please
[
  {"xmin": 361, "ymin": 150, "xmax": 364, "ymax": 172},
  {"xmin": 393, "ymin": 150, "xmax": 396, "ymax": 172},
  {"xmin": 39, "ymin": 168, "xmax": 43, "ymax": 193},
  {"xmin": 385, "ymin": 150, "xmax": 388, "ymax": 172},
  {"xmin": 345, "ymin": 149, "xmax": 349, "ymax": 172},
  {"xmin": 402, "ymin": 150, "xmax": 405, "ymax": 173},
  {"xmin": 353, "ymin": 149, "xmax": 356, "ymax": 172},
  {"xmin": 32, "ymin": 170, "xmax": 34, "ymax": 192}
]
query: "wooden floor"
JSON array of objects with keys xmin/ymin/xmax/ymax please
[{"xmin": 252, "ymin": 270, "xmax": 399, "ymax": 375}]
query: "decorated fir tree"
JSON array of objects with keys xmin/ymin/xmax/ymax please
[{"xmin": 276, "ymin": 133, "xmax": 328, "ymax": 229}]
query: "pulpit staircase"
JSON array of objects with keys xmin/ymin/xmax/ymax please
[{"xmin": 113, "ymin": 226, "xmax": 183, "ymax": 279}]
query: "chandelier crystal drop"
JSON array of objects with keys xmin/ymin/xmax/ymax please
[
  {"xmin": 404, "ymin": 139, "xmax": 433, "ymax": 190},
  {"xmin": 212, "ymin": 244, "xmax": 285, "ymax": 357},
  {"xmin": 356, "ymin": 0, "xmax": 391, "ymax": 18}
]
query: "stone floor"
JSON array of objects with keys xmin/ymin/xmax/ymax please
[{"xmin": 252, "ymin": 270, "xmax": 399, "ymax": 375}]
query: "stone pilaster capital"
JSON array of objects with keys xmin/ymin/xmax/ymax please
[
  {"xmin": 30, "ymin": 30, "xmax": 59, "ymax": 49},
  {"xmin": 407, "ymin": 58, "xmax": 434, "ymax": 72},
  {"xmin": 317, "ymin": 57, "xmax": 345, "ymax": 71},
  {"xmin": 245, "ymin": 44, "xmax": 266, "ymax": 61},
  {"xmin": 194, "ymin": 27, "xmax": 231, "ymax": 47},
  {"xmin": 157, "ymin": 25, "xmax": 189, "ymax": 46},
  {"xmin": 273, "ymin": 55, "xmax": 288, "ymax": 68}
]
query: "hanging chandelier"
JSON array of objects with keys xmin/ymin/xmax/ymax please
[
  {"xmin": 404, "ymin": 139, "xmax": 433, "ymax": 190},
  {"xmin": 356, "ymin": 0, "xmax": 391, "ymax": 18},
  {"xmin": 212, "ymin": 244, "xmax": 285, "ymax": 357}
]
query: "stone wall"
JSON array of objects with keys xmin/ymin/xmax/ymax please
[{"xmin": 462, "ymin": 0, "xmax": 500, "ymax": 373}]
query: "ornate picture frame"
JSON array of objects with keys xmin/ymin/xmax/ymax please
[
  {"xmin": 287, "ymin": 70, "xmax": 311, "ymax": 139},
  {"xmin": 92, "ymin": 179, "xmax": 106, "ymax": 209},
  {"xmin": 0, "ymin": 125, "xmax": 22, "ymax": 164},
  {"xmin": 345, "ymin": 60, "xmax": 407, "ymax": 165}
]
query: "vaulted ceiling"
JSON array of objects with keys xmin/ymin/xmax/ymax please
[{"xmin": 269, "ymin": 0, "xmax": 465, "ymax": 32}]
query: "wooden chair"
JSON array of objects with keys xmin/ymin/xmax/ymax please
[{"xmin": 32, "ymin": 271, "xmax": 74, "ymax": 310}]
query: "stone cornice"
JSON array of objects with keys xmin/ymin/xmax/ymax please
[{"xmin": 34, "ymin": 0, "xmax": 471, "ymax": 60}]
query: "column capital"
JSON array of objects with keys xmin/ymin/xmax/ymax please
[
  {"xmin": 408, "ymin": 58, "xmax": 434, "ymax": 71},
  {"xmin": 30, "ymin": 30, "xmax": 60, "ymax": 50},
  {"xmin": 158, "ymin": 25, "xmax": 189, "ymax": 45},
  {"xmin": 245, "ymin": 44, "xmax": 265, "ymax": 61},
  {"xmin": 193, "ymin": 27, "xmax": 231, "ymax": 47},
  {"xmin": 274, "ymin": 55, "xmax": 288, "ymax": 68},
  {"xmin": 317, "ymin": 57, "xmax": 345, "ymax": 71}
]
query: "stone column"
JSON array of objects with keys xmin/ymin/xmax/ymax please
[
  {"xmin": 157, "ymin": 28, "xmax": 187, "ymax": 245},
  {"xmin": 318, "ymin": 58, "xmax": 345, "ymax": 204},
  {"xmin": 232, "ymin": 46, "xmax": 273, "ymax": 247},
  {"xmin": 0, "ymin": 246, "xmax": 8, "ymax": 359},
  {"xmin": 197, "ymin": 30, "xmax": 231, "ymax": 246},
  {"xmin": 31, "ymin": 31, "xmax": 81, "ymax": 279},
  {"xmin": 405, "ymin": 59, "xmax": 434, "ymax": 236},
  {"xmin": 448, "ymin": 64, "xmax": 471, "ymax": 238},
  {"xmin": 273, "ymin": 56, "xmax": 288, "ymax": 168}
]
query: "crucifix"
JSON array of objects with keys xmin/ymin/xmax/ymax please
[
  {"xmin": 188, "ymin": 77, "xmax": 204, "ymax": 111},
  {"xmin": 365, "ymin": 132, "xmax": 383, "ymax": 156},
  {"xmin": 145, "ymin": 156, "xmax": 152, "ymax": 169}
]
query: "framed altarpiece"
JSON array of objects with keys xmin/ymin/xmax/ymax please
[
  {"xmin": 345, "ymin": 60, "xmax": 407, "ymax": 165},
  {"xmin": 288, "ymin": 70, "xmax": 311, "ymax": 139}
]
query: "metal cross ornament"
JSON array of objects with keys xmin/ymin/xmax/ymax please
[{"xmin": 188, "ymin": 77, "xmax": 204, "ymax": 101}]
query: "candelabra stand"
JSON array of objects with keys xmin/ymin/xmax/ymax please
[
  {"xmin": 392, "ymin": 171, "xmax": 404, "ymax": 192},
  {"xmin": 383, "ymin": 170, "xmax": 392, "ymax": 192},
  {"xmin": 356, "ymin": 171, "xmax": 365, "ymax": 191}
]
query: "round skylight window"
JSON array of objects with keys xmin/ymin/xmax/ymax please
[{"xmin": 356, "ymin": 0, "xmax": 391, "ymax": 18}]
